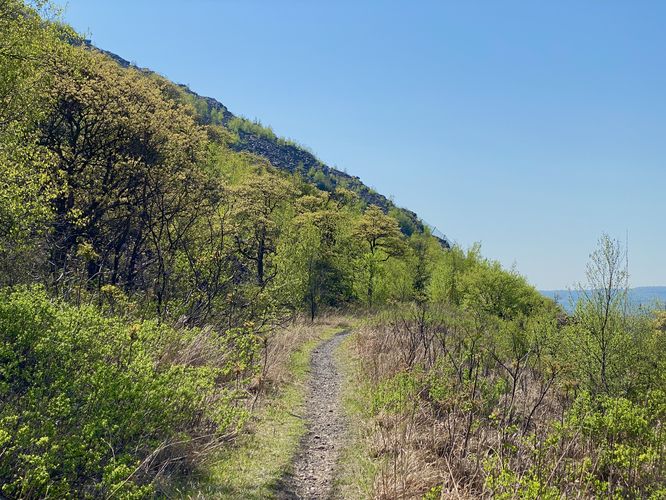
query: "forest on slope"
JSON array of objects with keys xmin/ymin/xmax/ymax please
[
  {"xmin": 1, "ymin": 2, "xmax": 664, "ymax": 499},
  {"xmin": 90, "ymin": 43, "xmax": 437, "ymax": 246}
]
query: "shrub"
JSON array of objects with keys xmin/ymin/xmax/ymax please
[
  {"xmin": 565, "ymin": 392, "xmax": 666, "ymax": 498},
  {"xmin": 0, "ymin": 287, "xmax": 247, "ymax": 498},
  {"xmin": 370, "ymin": 370, "xmax": 422, "ymax": 416}
]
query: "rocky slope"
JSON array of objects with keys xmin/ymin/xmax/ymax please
[{"xmin": 89, "ymin": 43, "xmax": 449, "ymax": 245}]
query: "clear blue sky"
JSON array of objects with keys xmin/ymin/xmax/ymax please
[{"xmin": 54, "ymin": 0, "xmax": 666, "ymax": 290}]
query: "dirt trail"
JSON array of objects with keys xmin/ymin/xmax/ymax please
[{"xmin": 277, "ymin": 330, "xmax": 350, "ymax": 499}]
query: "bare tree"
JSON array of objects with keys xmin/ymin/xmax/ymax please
[{"xmin": 575, "ymin": 234, "xmax": 629, "ymax": 393}]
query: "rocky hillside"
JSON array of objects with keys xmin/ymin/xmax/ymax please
[{"xmin": 91, "ymin": 43, "xmax": 449, "ymax": 245}]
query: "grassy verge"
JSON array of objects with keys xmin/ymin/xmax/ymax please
[
  {"xmin": 181, "ymin": 321, "xmax": 348, "ymax": 499},
  {"xmin": 332, "ymin": 328, "xmax": 378, "ymax": 500}
]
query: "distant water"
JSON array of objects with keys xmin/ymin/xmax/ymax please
[{"xmin": 540, "ymin": 286, "xmax": 666, "ymax": 313}]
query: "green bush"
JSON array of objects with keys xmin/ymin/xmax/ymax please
[
  {"xmin": 566, "ymin": 391, "xmax": 666, "ymax": 498},
  {"xmin": 370, "ymin": 370, "xmax": 422, "ymax": 416},
  {"xmin": 227, "ymin": 116, "xmax": 277, "ymax": 141},
  {"xmin": 0, "ymin": 287, "xmax": 246, "ymax": 498},
  {"xmin": 482, "ymin": 391, "xmax": 666, "ymax": 498}
]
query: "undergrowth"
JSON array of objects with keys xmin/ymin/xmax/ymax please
[{"xmin": 175, "ymin": 317, "xmax": 349, "ymax": 499}]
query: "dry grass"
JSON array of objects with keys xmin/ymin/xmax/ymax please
[
  {"xmin": 173, "ymin": 313, "xmax": 352, "ymax": 499},
  {"xmin": 348, "ymin": 312, "xmax": 666, "ymax": 499},
  {"xmin": 348, "ymin": 320, "xmax": 567, "ymax": 499},
  {"xmin": 261, "ymin": 312, "xmax": 352, "ymax": 392}
]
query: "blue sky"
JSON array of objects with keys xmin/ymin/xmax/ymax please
[{"xmin": 54, "ymin": 0, "xmax": 666, "ymax": 289}]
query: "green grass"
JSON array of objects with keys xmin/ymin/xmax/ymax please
[
  {"xmin": 332, "ymin": 330, "xmax": 378, "ymax": 500},
  {"xmin": 180, "ymin": 323, "xmax": 346, "ymax": 499}
]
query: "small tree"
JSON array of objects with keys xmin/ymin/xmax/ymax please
[
  {"xmin": 277, "ymin": 193, "xmax": 353, "ymax": 320},
  {"xmin": 573, "ymin": 234, "xmax": 629, "ymax": 394},
  {"xmin": 354, "ymin": 205, "xmax": 405, "ymax": 306},
  {"xmin": 231, "ymin": 173, "xmax": 295, "ymax": 287}
]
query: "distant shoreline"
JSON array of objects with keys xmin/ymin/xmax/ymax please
[{"xmin": 540, "ymin": 286, "xmax": 666, "ymax": 312}]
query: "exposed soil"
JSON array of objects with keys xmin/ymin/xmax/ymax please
[{"xmin": 277, "ymin": 330, "xmax": 350, "ymax": 499}]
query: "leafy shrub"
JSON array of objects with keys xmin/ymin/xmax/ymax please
[
  {"xmin": 565, "ymin": 391, "xmax": 666, "ymax": 498},
  {"xmin": 483, "ymin": 457, "xmax": 560, "ymax": 500},
  {"xmin": 484, "ymin": 391, "xmax": 666, "ymax": 498},
  {"xmin": 0, "ymin": 287, "xmax": 247, "ymax": 498},
  {"xmin": 370, "ymin": 370, "xmax": 421, "ymax": 416}
]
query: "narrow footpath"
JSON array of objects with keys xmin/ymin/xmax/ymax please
[{"xmin": 277, "ymin": 330, "xmax": 350, "ymax": 499}]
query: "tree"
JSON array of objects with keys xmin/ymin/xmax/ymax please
[
  {"xmin": 572, "ymin": 234, "xmax": 629, "ymax": 394},
  {"xmin": 353, "ymin": 205, "xmax": 405, "ymax": 305},
  {"xmin": 231, "ymin": 172, "xmax": 295, "ymax": 287},
  {"xmin": 0, "ymin": 0, "xmax": 68, "ymax": 279},
  {"xmin": 0, "ymin": 0, "xmax": 70, "ymax": 126},
  {"xmin": 37, "ymin": 47, "xmax": 207, "ymax": 306},
  {"xmin": 273, "ymin": 192, "xmax": 353, "ymax": 319},
  {"xmin": 300, "ymin": 194, "xmax": 352, "ymax": 318},
  {"xmin": 459, "ymin": 260, "xmax": 540, "ymax": 320},
  {"xmin": 429, "ymin": 243, "xmax": 481, "ymax": 307}
]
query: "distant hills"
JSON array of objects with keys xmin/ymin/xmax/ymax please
[{"xmin": 541, "ymin": 286, "xmax": 666, "ymax": 312}]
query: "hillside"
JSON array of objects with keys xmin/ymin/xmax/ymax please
[
  {"xmin": 1, "ymin": 5, "xmax": 457, "ymax": 494},
  {"xmin": 1, "ymin": 2, "xmax": 664, "ymax": 499},
  {"xmin": 90, "ymin": 43, "xmax": 448, "ymax": 245}
]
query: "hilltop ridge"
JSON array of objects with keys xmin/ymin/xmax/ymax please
[{"xmin": 88, "ymin": 42, "xmax": 449, "ymax": 246}]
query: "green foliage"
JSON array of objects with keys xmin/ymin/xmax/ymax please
[
  {"xmin": 574, "ymin": 392, "xmax": 665, "ymax": 486},
  {"xmin": 0, "ymin": 0, "xmax": 72, "ymax": 124},
  {"xmin": 567, "ymin": 234, "xmax": 633, "ymax": 395},
  {"xmin": 459, "ymin": 260, "xmax": 544, "ymax": 320},
  {"xmin": 0, "ymin": 287, "xmax": 248, "ymax": 498},
  {"xmin": 369, "ymin": 370, "xmax": 421, "ymax": 416},
  {"xmin": 512, "ymin": 391, "xmax": 666, "ymax": 499},
  {"xmin": 0, "ymin": 1, "xmax": 453, "ymax": 496},
  {"xmin": 227, "ymin": 116, "xmax": 277, "ymax": 141},
  {"xmin": 0, "ymin": 0, "xmax": 70, "ymax": 274},
  {"xmin": 483, "ymin": 458, "xmax": 560, "ymax": 500},
  {"xmin": 350, "ymin": 237, "xmax": 666, "ymax": 498},
  {"xmin": 273, "ymin": 191, "xmax": 356, "ymax": 318},
  {"xmin": 422, "ymin": 486, "xmax": 443, "ymax": 500},
  {"xmin": 177, "ymin": 90, "xmax": 227, "ymax": 126},
  {"xmin": 39, "ymin": 47, "xmax": 209, "ymax": 306},
  {"xmin": 183, "ymin": 325, "xmax": 346, "ymax": 499},
  {"xmin": 0, "ymin": 127, "xmax": 55, "ymax": 254},
  {"xmin": 309, "ymin": 167, "xmax": 334, "ymax": 191},
  {"xmin": 389, "ymin": 206, "xmax": 418, "ymax": 236},
  {"xmin": 429, "ymin": 243, "xmax": 481, "ymax": 306},
  {"xmin": 8, "ymin": 3, "xmax": 663, "ymax": 499},
  {"xmin": 353, "ymin": 205, "xmax": 407, "ymax": 305}
]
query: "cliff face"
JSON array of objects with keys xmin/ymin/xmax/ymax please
[
  {"xmin": 88, "ymin": 42, "xmax": 449, "ymax": 246},
  {"xmin": 228, "ymin": 121, "xmax": 453, "ymax": 246},
  {"xmin": 232, "ymin": 132, "xmax": 404, "ymax": 212},
  {"xmin": 230, "ymin": 131, "xmax": 439, "ymax": 238}
]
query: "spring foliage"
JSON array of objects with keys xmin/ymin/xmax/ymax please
[
  {"xmin": 351, "ymin": 237, "xmax": 665, "ymax": 498},
  {"xmin": 2, "ymin": 2, "xmax": 664, "ymax": 498},
  {"xmin": 0, "ymin": 1, "xmax": 434, "ymax": 496},
  {"xmin": 0, "ymin": 287, "xmax": 252, "ymax": 498}
]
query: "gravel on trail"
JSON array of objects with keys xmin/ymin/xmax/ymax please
[{"xmin": 277, "ymin": 330, "xmax": 350, "ymax": 499}]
